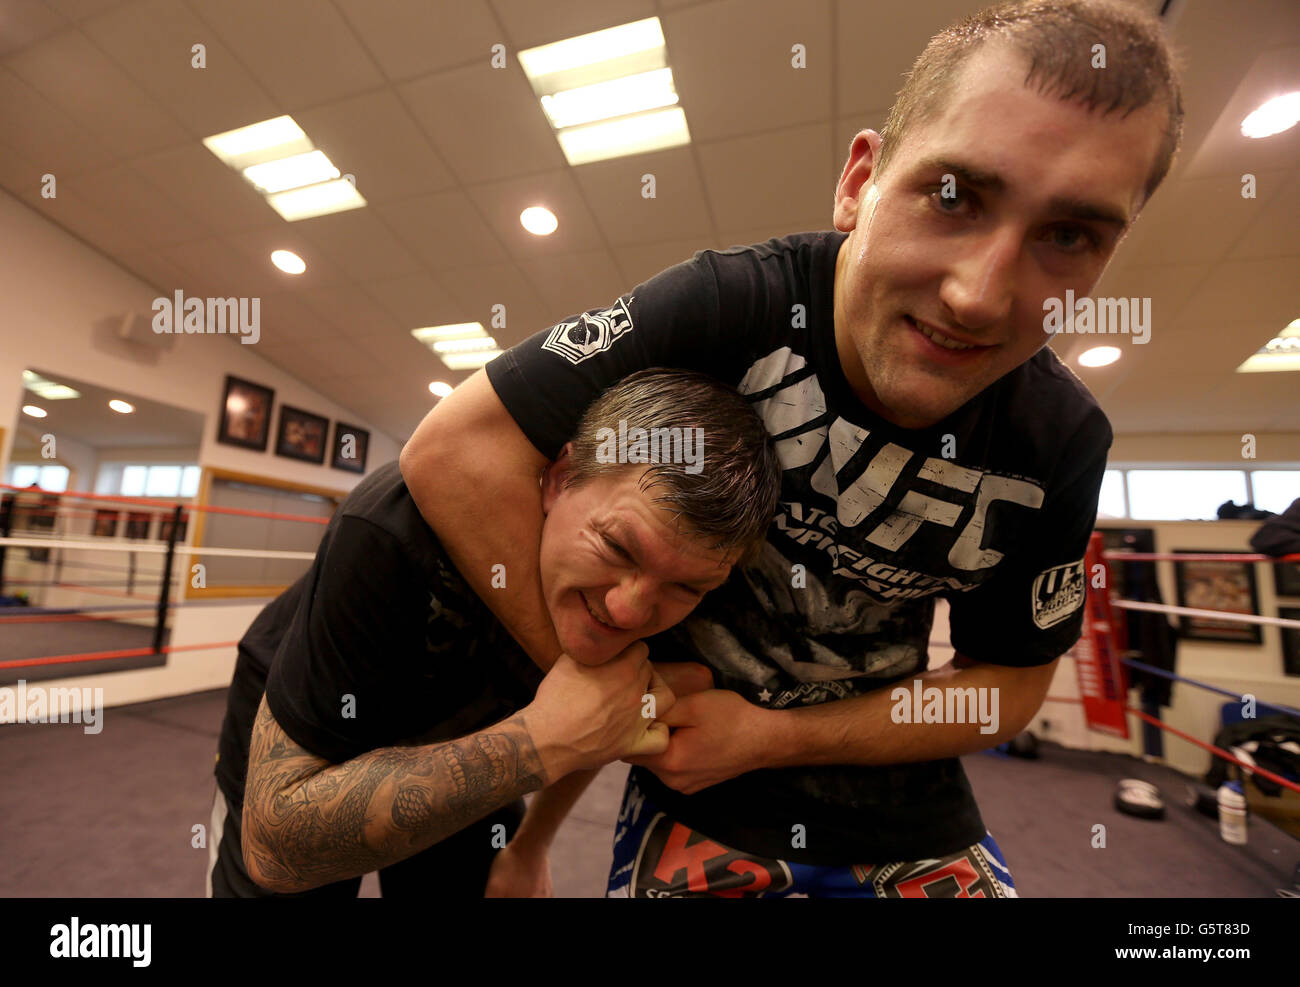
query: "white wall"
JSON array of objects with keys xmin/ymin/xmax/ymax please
[{"xmin": 0, "ymin": 189, "xmax": 402, "ymax": 714}]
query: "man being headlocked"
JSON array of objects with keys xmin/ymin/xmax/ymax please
[{"xmin": 207, "ymin": 369, "xmax": 780, "ymax": 897}]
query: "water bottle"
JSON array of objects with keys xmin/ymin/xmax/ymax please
[{"xmin": 1217, "ymin": 780, "xmax": 1247, "ymax": 845}]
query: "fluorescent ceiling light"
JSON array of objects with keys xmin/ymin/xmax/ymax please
[
  {"xmin": 1237, "ymin": 318, "xmax": 1300, "ymax": 372},
  {"xmin": 266, "ymin": 179, "xmax": 366, "ymax": 222},
  {"xmin": 1241, "ymin": 92, "xmax": 1300, "ymax": 139},
  {"xmin": 243, "ymin": 151, "xmax": 340, "ymax": 194},
  {"xmin": 108, "ymin": 399, "xmax": 134, "ymax": 414},
  {"xmin": 518, "ymin": 18, "xmax": 664, "ymax": 80},
  {"xmin": 203, "ymin": 116, "xmax": 312, "ymax": 170},
  {"xmin": 541, "ymin": 68, "xmax": 678, "ymax": 129},
  {"xmin": 440, "ymin": 350, "xmax": 502, "ymax": 371},
  {"xmin": 271, "ymin": 249, "xmax": 307, "ymax": 275},
  {"xmin": 22, "ymin": 405, "xmax": 47, "ymax": 418},
  {"xmin": 431, "ymin": 336, "xmax": 500, "ymax": 355},
  {"xmin": 557, "ymin": 106, "xmax": 690, "ymax": 165},
  {"xmin": 1077, "ymin": 346, "xmax": 1121, "ymax": 368},
  {"xmin": 22, "ymin": 371, "xmax": 80, "ymax": 400},
  {"xmin": 520, "ymin": 206, "xmax": 558, "ymax": 236},
  {"xmin": 411, "ymin": 323, "xmax": 487, "ymax": 343}
]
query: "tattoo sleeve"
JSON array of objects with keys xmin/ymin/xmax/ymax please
[{"xmin": 242, "ymin": 694, "xmax": 548, "ymax": 892}]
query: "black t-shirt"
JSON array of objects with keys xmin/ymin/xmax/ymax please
[
  {"xmin": 486, "ymin": 231, "xmax": 1112, "ymax": 865},
  {"xmin": 215, "ymin": 461, "xmax": 543, "ymax": 811}
]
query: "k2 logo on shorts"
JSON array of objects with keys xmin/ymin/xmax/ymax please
[
  {"xmin": 540, "ymin": 296, "xmax": 634, "ymax": 365},
  {"xmin": 631, "ymin": 814, "xmax": 793, "ymax": 898},
  {"xmin": 852, "ymin": 846, "xmax": 1006, "ymax": 897},
  {"xmin": 1031, "ymin": 557, "xmax": 1085, "ymax": 629}
]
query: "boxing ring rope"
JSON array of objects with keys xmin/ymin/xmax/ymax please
[
  {"xmin": 1041, "ymin": 534, "xmax": 1300, "ymax": 808},
  {"xmin": 0, "ymin": 483, "xmax": 330, "ymax": 677}
]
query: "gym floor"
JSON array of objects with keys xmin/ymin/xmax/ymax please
[{"xmin": 1, "ymin": 688, "xmax": 1295, "ymax": 897}]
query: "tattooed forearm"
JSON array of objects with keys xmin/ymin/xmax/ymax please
[{"xmin": 242, "ymin": 695, "xmax": 548, "ymax": 892}]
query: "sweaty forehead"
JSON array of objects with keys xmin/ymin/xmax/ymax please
[{"xmin": 596, "ymin": 491, "xmax": 733, "ymax": 580}]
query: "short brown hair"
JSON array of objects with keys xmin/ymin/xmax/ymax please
[
  {"xmin": 876, "ymin": 0, "xmax": 1184, "ymax": 203},
  {"xmin": 566, "ymin": 368, "xmax": 781, "ymax": 562}
]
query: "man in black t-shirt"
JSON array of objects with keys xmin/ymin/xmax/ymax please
[
  {"xmin": 208, "ymin": 370, "xmax": 779, "ymax": 897},
  {"xmin": 400, "ymin": 0, "xmax": 1184, "ymax": 897}
]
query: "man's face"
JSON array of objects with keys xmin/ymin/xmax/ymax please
[
  {"xmin": 538, "ymin": 451, "xmax": 737, "ymax": 666},
  {"xmin": 831, "ymin": 43, "xmax": 1168, "ymax": 429}
]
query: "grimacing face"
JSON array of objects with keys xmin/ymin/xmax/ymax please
[
  {"xmin": 831, "ymin": 42, "xmax": 1169, "ymax": 429},
  {"xmin": 538, "ymin": 445, "xmax": 739, "ymax": 665}
]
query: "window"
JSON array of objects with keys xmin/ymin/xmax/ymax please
[
  {"xmin": 1097, "ymin": 469, "xmax": 1126, "ymax": 519},
  {"xmin": 1250, "ymin": 471, "xmax": 1300, "ymax": 514},
  {"xmin": 1126, "ymin": 470, "xmax": 1247, "ymax": 520},
  {"xmin": 4, "ymin": 464, "xmax": 69, "ymax": 491},
  {"xmin": 97, "ymin": 464, "xmax": 200, "ymax": 498}
]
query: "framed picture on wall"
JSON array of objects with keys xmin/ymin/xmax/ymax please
[
  {"xmin": 158, "ymin": 513, "xmax": 189, "ymax": 544},
  {"xmin": 217, "ymin": 375, "xmax": 275, "ymax": 452},
  {"xmin": 330, "ymin": 422, "xmax": 369, "ymax": 474},
  {"xmin": 1274, "ymin": 561, "xmax": 1300, "ymax": 598},
  {"xmin": 1173, "ymin": 550, "xmax": 1262, "ymax": 644},
  {"xmin": 1280, "ymin": 608, "xmax": 1300, "ymax": 677},
  {"xmin": 275, "ymin": 406, "xmax": 329, "ymax": 464},
  {"xmin": 92, "ymin": 509, "xmax": 120, "ymax": 538},
  {"xmin": 1098, "ymin": 527, "xmax": 1157, "ymax": 602},
  {"xmin": 125, "ymin": 512, "xmax": 152, "ymax": 540}
]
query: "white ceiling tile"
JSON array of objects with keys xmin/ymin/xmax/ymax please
[
  {"xmin": 434, "ymin": 263, "xmax": 549, "ymax": 345},
  {"xmin": 1177, "ymin": 257, "xmax": 1300, "ymax": 334},
  {"xmin": 6, "ymin": 29, "xmax": 190, "ymax": 156},
  {"xmin": 0, "ymin": 65, "xmax": 122, "ymax": 176},
  {"xmin": 519, "ymin": 249, "xmax": 628, "ymax": 322},
  {"xmin": 293, "ymin": 89, "xmax": 458, "ymax": 203},
  {"xmin": 716, "ymin": 219, "xmax": 830, "ymax": 251},
  {"xmin": 362, "ymin": 271, "xmax": 460, "ymax": 328},
  {"xmin": 293, "ymin": 206, "xmax": 423, "ymax": 283},
  {"xmin": 43, "ymin": 0, "xmax": 122, "ymax": 19},
  {"xmin": 665, "ymin": 0, "xmax": 832, "ymax": 143},
  {"xmin": 373, "ymin": 190, "xmax": 508, "ymax": 270},
  {"xmin": 835, "ymin": 0, "xmax": 977, "ymax": 116},
  {"xmin": 490, "ymin": 0, "xmax": 655, "ymax": 49},
  {"xmin": 129, "ymin": 142, "xmax": 273, "ymax": 236},
  {"xmin": 398, "ymin": 60, "xmax": 566, "ymax": 184},
  {"xmin": 464, "ymin": 169, "xmax": 605, "ymax": 260},
  {"xmin": 25, "ymin": 185, "xmax": 147, "ymax": 254},
  {"xmin": 1230, "ymin": 172, "xmax": 1300, "ymax": 261},
  {"xmin": 698, "ymin": 123, "xmax": 834, "ymax": 231},
  {"xmin": 611, "ymin": 238, "xmax": 712, "ymax": 289},
  {"xmin": 186, "ymin": 0, "xmax": 385, "ymax": 109},
  {"xmin": 70, "ymin": 164, "xmax": 211, "ymax": 248},
  {"xmin": 333, "ymin": 0, "xmax": 499, "ymax": 81},
  {"xmin": 573, "ymin": 146, "xmax": 713, "ymax": 246},
  {"xmin": 0, "ymin": 0, "xmax": 69, "ymax": 57},
  {"xmin": 81, "ymin": 0, "xmax": 280, "ymax": 138}
]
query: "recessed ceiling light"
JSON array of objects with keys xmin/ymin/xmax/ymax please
[
  {"xmin": 266, "ymin": 179, "xmax": 366, "ymax": 222},
  {"xmin": 243, "ymin": 150, "xmax": 341, "ymax": 194},
  {"xmin": 108, "ymin": 399, "xmax": 134, "ymax": 414},
  {"xmin": 412, "ymin": 323, "xmax": 487, "ymax": 343},
  {"xmin": 22, "ymin": 405, "xmax": 47, "ymax": 418},
  {"xmin": 556, "ymin": 106, "xmax": 690, "ymax": 166},
  {"xmin": 271, "ymin": 249, "xmax": 307, "ymax": 275},
  {"xmin": 520, "ymin": 206, "xmax": 558, "ymax": 236},
  {"xmin": 429, "ymin": 381, "xmax": 454, "ymax": 398},
  {"xmin": 203, "ymin": 116, "xmax": 312, "ymax": 170},
  {"xmin": 1241, "ymin": 92, "xmax": 1300, "ymax": 139},
  {"xmin": 1078, "ymin": 346, "xmax": 1121, "ymax": 368}
]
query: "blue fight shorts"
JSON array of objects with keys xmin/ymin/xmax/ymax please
[{"xmin": 606, "ymin": 771, "xmax": 1018, "ymax": 898}]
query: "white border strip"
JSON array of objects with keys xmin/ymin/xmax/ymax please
[{"xmin": 1112, "ymin": 598, "xmax": 1300, "ymax": 630}]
